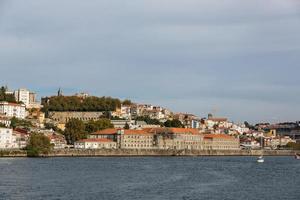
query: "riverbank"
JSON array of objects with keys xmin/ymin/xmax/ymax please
[{"xmin": 1, "ymin": 149, "xmax": 300, "ymax": 157}]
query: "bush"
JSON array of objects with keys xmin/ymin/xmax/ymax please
[{"xmin": 26, "ymin": 133, "xmax": 52, "ymax": 157}]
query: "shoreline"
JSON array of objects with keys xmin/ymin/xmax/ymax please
[{"xmin": 1, "ymin": 149, "xmax": 299, "ymax": 158}]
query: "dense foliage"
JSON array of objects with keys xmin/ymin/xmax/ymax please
[
  {"xmin": 42, "ymin": 96, "xmax": 122, "ymax": 112},
  {"xmin": 135, "ymin": 116, "xmax": 162, "ymax": 125},
  {"xmin": 0, "ymin": 122, "xmax": 6, "ymax": 128},
  {"xmin": 26, "ymin": 133, "xmax": 52, "ymax": 157},
  {"xmin": 85, "ymin": 118, "xmax": 114, "ymax": 133},
  {"xmin": 122, "ymin": 99, "xmax": 132, "ymax": 106},
  {"xmin": 10, "ymin": 117, "xmax": 33, "ymax": 130},
  {"xmin": 164, "ymin": 119, "xmax": 184, "ymax": 128},
  {"xmin": 64, "ymin": 119, "xmax": 87, "ymax": 145},
  {"xmin": 0, "ymin": 86, "xmax": 16, "ymax": 102},
  {"xmin": 286, "ymin": 142, "xmax": 300, "ymax": 150},
  {"xmin": 64, "ymin": 118, "xmax": 114, "ymax": 144}
]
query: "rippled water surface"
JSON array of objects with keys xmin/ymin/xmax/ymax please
[{"xmin": 0, "ymin": 156, "xmax": 299, "ymax": 200}]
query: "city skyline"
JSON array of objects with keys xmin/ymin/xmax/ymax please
[{"xmin": 1, "ymin": 0, "xmax": 300, "ymax": 123}]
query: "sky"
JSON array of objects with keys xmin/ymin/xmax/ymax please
[{"xmin": 0, "ymin": 0, "xmax": 300, "ymax": 123}]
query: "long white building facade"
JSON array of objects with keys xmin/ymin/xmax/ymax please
[{"xmin": 0, "ymin": 102, "xmax": 27, "ymax": 119}]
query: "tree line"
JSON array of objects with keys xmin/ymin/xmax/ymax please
[
  {"xmin": 0, "ymin": 86, "xmax": 16, "ymax": 103},
  {"xmin": 64, "ymin": 118, "xmax": 114, "ymax": 144},
  {"xmin": 42, "ymin": 96, "xmax": 122, "ymax": 113}
]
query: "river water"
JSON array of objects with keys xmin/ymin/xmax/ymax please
[{"xmin": 0, "ymin": 156, "xmax": 299, "ymax": 200}]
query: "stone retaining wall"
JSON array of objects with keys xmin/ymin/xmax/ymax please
[{"xmin": 1, "ymin": 149, "xmax": 299, "ymax": 157}]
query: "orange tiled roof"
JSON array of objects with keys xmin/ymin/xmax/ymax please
[{"xmin": 168, "ymin": 128, "xmax": 200, "ymax": 135}]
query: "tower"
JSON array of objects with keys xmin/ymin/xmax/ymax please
[{"xmin": 57, "ymin": 88, "xmax": 63, "ymax": 96}]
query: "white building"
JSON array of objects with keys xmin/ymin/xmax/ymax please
[
  {"xmin": 0, "ymin": 102, "xmax": 27, "ymax": 119},
  {"xmin": 75, "ymin": 138, "xmax": 117, "ymax": 149},
  {"xmin": 0, "ymin": 128, "xmax": 17, "ymax": 149},
  {"xmin": 14, "ymin": 88, "xmax": 30, "ymax": 107},
  {"xmin": 14, "ymin": 88, "xmax": 40, "ymax": 109},
  {"xmin": 0, "ymin": 116, "xmax": 11, "ymax": 127}
]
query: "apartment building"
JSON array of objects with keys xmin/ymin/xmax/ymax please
[{"xmin": 0, "ymin": 102, "xmax": 27, "ymax": 119}]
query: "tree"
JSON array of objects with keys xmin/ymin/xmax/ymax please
[
  {"xmin": 164, "ymin": 119, "xmax": 184, "ymax": 128},
  {"xmin": 42, "ymin": 95, "xmax": 122, "ymax": 113},
  {"xmin": 122, "ymin": 99, "xmax": 132, "ymax": 106},
  {"xmin": 85, "ymin": 119, "xmax": 114, "ymax": 133},
  {"xmin": 64, "ymin": 119, "xmax": 86, "ymax": 145},
  {"xmin": 124, "ymin": 122, "xmax": 130, "ymax": 130},
  {"xmin": 26, "ymin": 133, "xmax": 52, "ymax": 157},
  {"xmin": 0, "ymin": 122, "xmax": 6, "ymax": 128},
  {"xmin": 286, "ymin": 142, "xmax": 300, "ymax": 150},
  {"xmin": 10, "ymin": 117, "xmax": 33, "ymax": 130},
  {"xmin": 0, "ymin": 86, "xmax": 16, "ymax": 103},
  {"xmin": 135, "ymin": 116, "xmax": 162, "ymax": 125}
]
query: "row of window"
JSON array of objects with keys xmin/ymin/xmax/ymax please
[{"xmin": 124, "ymin": 144, "xmax": 152, "ymax": 148}]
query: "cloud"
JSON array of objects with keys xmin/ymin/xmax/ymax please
[{"xmin": 0, "ymin": 0, "xmax": 300, "ymax": 123}]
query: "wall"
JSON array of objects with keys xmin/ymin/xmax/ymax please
[
  {"xmin": 0, "ymin": 149, "xmax": 299, "ymax": 157},
  {"xmin": 48, "ymin": 112, "xmax": 104, "ymax": 123}
]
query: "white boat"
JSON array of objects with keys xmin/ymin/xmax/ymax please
[
  {"xmin": 295, "ymin": 153, "xmax": 300, "ymax": 160},
  {"xmin": 257, "ymin": 156, "xmax": 264, "ymax": 163}
]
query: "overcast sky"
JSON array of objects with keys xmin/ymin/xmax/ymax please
[{"xmin": 0, "ymin": 0, "xmax": 299, "ymax": 123}]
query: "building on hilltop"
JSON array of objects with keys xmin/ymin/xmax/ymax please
[{"xmin": 14, "ymin": 88, "xmax": 41, "ymax": 109}]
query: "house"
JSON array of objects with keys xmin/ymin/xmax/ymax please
[
  {"xmin": 203, "ymin": 134, "xmax": 240, "ymax": 150},
  {"xmin": 0, "ymin": 102, "xmax": 27, "ymax": 119},
  {"xmin": 47, "ymin": 134, "xmax": 67, "ymax": 149},
  {"xmin": 74, "ymin": 138, "xmax": 117, "ymax": 149},
  {"xmin": 0, "ymin": 128, "xmax": 17, "ymax": 149},
  {"xmin": 0, "ymin": 116, "xmax": 11, "ymax": 127},
  {"xmin": 89, "ymin": 128, "xmax": 119, "ymax": 140},
  {"xmin": 13, "ymin": 130, "xmax": 30, "ymax": 149}
]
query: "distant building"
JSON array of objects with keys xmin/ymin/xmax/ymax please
[
  {"xmin": 111, "ymin": 119, "xmax": 132, "ymax": 128},
  {"xmin": 14, "ymin": 88, "xmax": 41, "ymax": 109},
  {"xmin": 119, "ymin": 129, "xmax": 155, "ymax": 149},
  {"xmin": 77, "ymin": 127, "xmax": 242, "ymax": 151},
  {"xmin": 48, "ymin": 111, "xmax": 104, "ymax": 123},
  {"xmin": 0, "ymin": 116, "xmax": 11, "ymax": 127},
  {"xmin": 0, "ymin": 102, "xmax": 27, "ymax": 119},
  {"xmin": 47, "ymin": 134, "xmax": 67, "ymax": 149},
  {"xmin": 74, "ymin": 138, "xmax": 117, "ymax": 149},
  {"xmin": 148, "ymin": 128, "xmax": 203, "ymax": 150},
  {"xmin": 75, "ymin": 92, "xmax": 89, "ymax": 99},
  {"xmin": 13, "ymin": 130, "xmax": 30, "ymax": 149},
  {"xmin": 203, "ymin": 134, "xmax": 240, "ymax": 150},
  {"xmin": 0, "ymin": 128, "xmax": 17, "ymax": 149},
  {"xmin": 14, "ymin": 88, "xmax": 30, "ymax": 106}
]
